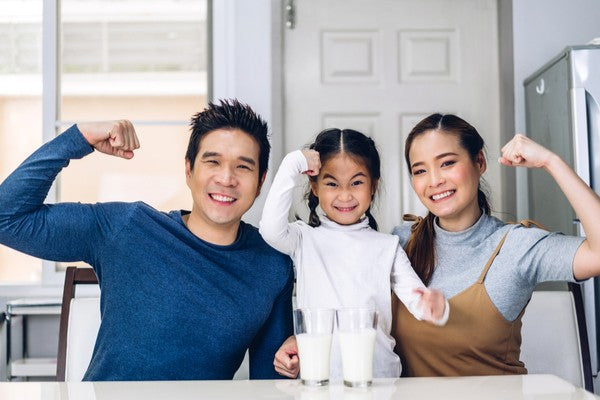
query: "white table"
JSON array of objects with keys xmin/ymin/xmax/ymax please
[{"xmin": 0, "ymin": 375, "xmax": 598, "ymax": 400}]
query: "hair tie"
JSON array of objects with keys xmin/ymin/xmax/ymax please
[{"xmin": 403, "ymin": 214, "xmax": 423, "ymax": 232}]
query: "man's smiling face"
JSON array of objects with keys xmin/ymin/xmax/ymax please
[{"xmin": 185, "ymin": 128, "xmax": 262, "ymax": 232}]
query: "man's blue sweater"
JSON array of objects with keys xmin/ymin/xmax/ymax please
[{"xmin": 0, "ymin": 126, "xmax": 294, "ymax": 380}]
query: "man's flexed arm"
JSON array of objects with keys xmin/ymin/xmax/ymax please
[{"xmin": 0, "ymin": 123, "xmax": 139, "ymax": 263}]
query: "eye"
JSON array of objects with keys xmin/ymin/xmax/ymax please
[
  {"xmin": 412, "ymin": 168, "xmax": 425, "ymax": 176},
  {"xmin": 351, "ymin": 180, "xmax": 364, "ymax": 186},
  {"xmin": 204, "ymin": 159, "xmax": 219, "ymax": 165},
  {"xmin": 325, "ymin": 181, "xmax": 337, "ymax": 187},
  {"xmin": 237, "ymin": 164, "xmax": 252, "ymax": 171},
  {"xmin": 441, "ymin": 160, "xmax": 456, "ymax": 167}
]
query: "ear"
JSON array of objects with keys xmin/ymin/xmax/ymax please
[
  {"xmin": 476, "ymin": 150, "xmax": 487, "ymax": 175},
  {"xmin": 255, "ymin": 171, "xmax": 267, "ymax": 197},
  {"xmin": 185, "ymin": 159, "xmax": 192, "ymax": 188},
  {"xmin": 310, "ymin": 179, "xmax": 319, "ymax": 197},
  {"xmin": 371, "ymin": 179, "xmax": 379, "ymax": 196}
]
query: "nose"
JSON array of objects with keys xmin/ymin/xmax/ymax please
[
  {"xmin": 337, "ymin": 189, "xmax": 354, "ymax": 202},
  {"xmin": 215, "ymin": 165, "xmax": 237, "ymax": 187},
  {"xmin": 428, "ymin": 168, "xmax": 445, "ymax": 187}
]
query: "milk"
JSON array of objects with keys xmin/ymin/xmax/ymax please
[
  {"xmin": 338, "ymin": 329, "xmax": 377, "ymax": 384},
  {"xmin": 296, "ymin": 333, "xmax": 333, "ymax": 383}
]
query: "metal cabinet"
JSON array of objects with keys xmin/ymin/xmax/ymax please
[{"xmin": 5, "ymin": 298, "xmax": 61, "ymax": 381}]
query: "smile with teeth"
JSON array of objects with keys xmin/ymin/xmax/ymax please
[
  {"xmin": 431, "ymin": 190, "xmax": 455, "ymax": 201},
  {"xmin": 210, "ymin": 193, "xmax": 236, "ymax": 203},
  {"xmin": 335, "ymin": 205, "xmax": 357, "ymax": 212}
]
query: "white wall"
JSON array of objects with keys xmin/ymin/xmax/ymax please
[
  {"xmin": 512, "ymin": 0, "xmax": 600, "ymax": 219},
  {"xmin": 212, "ymin": 0, "xmax": 284, "ymax": 226},
  {"xmin": 214, "ymin": 0, "xmax": 600, "ymax": 222}
]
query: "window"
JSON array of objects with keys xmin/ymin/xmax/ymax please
[
  {"xmin": 0, "ymin": 0, "xmax": 44, "ymax": 283},
  {"xmin": 0, "ymin": 0, "xmax": 209, "ymax": 284}
]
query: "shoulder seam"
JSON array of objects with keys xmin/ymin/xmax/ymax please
[{"xmin": 95, "ymin": 202, "xmax": 140, "ymax": 260}]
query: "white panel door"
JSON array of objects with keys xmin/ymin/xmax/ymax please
[{"xmin": 284, "ymin": 0, "xmax": 501, "ymax": 233}]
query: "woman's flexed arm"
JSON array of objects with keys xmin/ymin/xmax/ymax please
[{"xmin": 500, "ymin": 134, "xmax": 600, "ymax": 279}]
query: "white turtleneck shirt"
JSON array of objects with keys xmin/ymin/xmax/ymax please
[{"xmin": 260, "ymin": 150, "xmax": 448, "ymax": 379}]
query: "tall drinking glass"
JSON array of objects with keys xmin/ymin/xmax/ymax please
[
  {"xmin": 336, "ymin": 308, "xmax": 378, "ymax": 387},
  {"xmin": 294, "ymin": 308, "xmax": 335, "ymax": 386}
]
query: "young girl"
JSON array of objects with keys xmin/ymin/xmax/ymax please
[{"xmin": 259, "ymin": 128, "xmax": 448, "ymax": 380}]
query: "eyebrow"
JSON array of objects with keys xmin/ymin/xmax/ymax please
[
  {"xmin": 238, "ymin": 156, "xmax": 256, "ymax": 166},
  {"xmin": 410, "ymin": 152, "xmax": 458, "ymax": 169},
  {"xmin": 201, "ymin": 151, "xmax": 256, "ymax": 166},
  {"xmin": 201, "ymin": 151, "xmax": 220, "ymax": 159},
  {"xmin": 322, "ymin": 172, "xmax": 367, "ymax": 180}
]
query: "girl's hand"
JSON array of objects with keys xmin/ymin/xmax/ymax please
[
  {"xmin": 415, "ymin": 288, "xmax": 447, "ymax": 324},
  {"xmin": 273, "ymin": 335, "xmax": 300, "ymax": 378},
  {"xmin": 499, "ymin": 134, "xmax": 556, "ymax": 169},
  {"xmin": 301, "ymin": 149, "xmax": 321, "ymax": 176}
]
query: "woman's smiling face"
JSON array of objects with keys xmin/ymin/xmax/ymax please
[{"xmin": 408, "ymin": 129, "xmax": 486, "ymax": 231}]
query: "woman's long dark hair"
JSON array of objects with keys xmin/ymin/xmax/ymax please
[
  {"xmin": 306, "ymin": 128, "xmax": 381, "ymax": 230},
  {"xmin": 404, "ymin": 114, "xmax": 490, "ymax": 285}
]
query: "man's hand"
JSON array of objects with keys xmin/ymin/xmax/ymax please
[
  {"xmin": 273, "ymin": 335, "xmax": 300, "ymax": 378},
  {"xmin": 77, "ymin": 120, "xmax": 140, "ymax": 159}
]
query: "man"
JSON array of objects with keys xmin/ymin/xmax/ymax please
[{"xmin": 0, "ymin": 99, "xmax": 293, "ymax": 380}]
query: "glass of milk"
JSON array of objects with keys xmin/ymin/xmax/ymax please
[
  {"xmin": 336, "ymin": 308, "xmax": 378, "ymax": 388},
  {"xmin": 294, "ymin": 308, "xmax": 335, "ymax": 386}
]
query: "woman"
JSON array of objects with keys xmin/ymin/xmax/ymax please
[{"xmin": 391, "ymin": 113, "xmax": 600, "ymax": 376}]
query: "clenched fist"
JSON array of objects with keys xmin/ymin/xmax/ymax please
[
  {"xmin": 77, "ymin": 120, "xmax": 140, "ymax": 159},
  {"xmin": 301, "ymin": 149, "xmax": 321, "ymax": 176},
  {"xmin": 499, "ymin": 134, "xmax": 555, "ymax": 169}
]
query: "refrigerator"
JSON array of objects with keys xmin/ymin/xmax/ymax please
[{"xmin": 525, "ymin": 45, "xmax": 600, "ymax": 381}]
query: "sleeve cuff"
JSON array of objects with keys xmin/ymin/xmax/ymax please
[
  {"xmin": 63, "ymin": 124, "xmax": 95, "ymax": 159},
  {"xmin": 433, "ymin": 299, "xmax": 450, "ymax": 326},
  {"xmin": 287, "ymin": 149, "xmax": 308, "ymax": 173}
]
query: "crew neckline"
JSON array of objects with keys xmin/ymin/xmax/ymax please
[
  {"xmin": 433, "ymin": 211, "xmax": 492, "ymax": 245},
  {"xmin": 176, "ymin": 210, "xmax": 247, "ymax": 249},
  {"xmin": 318, "ymin": 213, "xmax": 371, "ymax": 232}
]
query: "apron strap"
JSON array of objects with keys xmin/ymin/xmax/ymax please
[
  {"xmin": 506, "ymin": 219, "xmax": 549, "ymax": 231},
  {"xmin": 518, "ymin": 219, "xmax": 548, "ymax": 230},
  {"xmin": 477, "ymin": 219, "xmax": 546, "ymax": 283},
  {"xmin": 477, "ymin": 231, "xmax": 509, "ymax": 283}
]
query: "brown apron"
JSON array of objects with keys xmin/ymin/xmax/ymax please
[{"xmin": 392, "ymin": 225, "xmax": 533, "ymax": 377}]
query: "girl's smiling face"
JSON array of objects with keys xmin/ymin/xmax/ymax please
[
  {"xmin": 408, "ymin": 129, "xmax": 486, "ymax": 231},
  {"xmin": 310, "ymin": 153, "xmax": 376, "ymax": 226}
]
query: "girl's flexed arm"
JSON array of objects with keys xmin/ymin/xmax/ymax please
[
  {"xmin": 259, "ymin": 150, "xmax": 320, "ymax": 256},
  {"xmin": 500, "ymin": 134, "xmax": 600, "ymax": 280}
]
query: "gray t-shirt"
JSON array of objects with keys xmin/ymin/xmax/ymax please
[{"xmin": 392, "ymin": 213, "xmax": 585, "ymax": 321}]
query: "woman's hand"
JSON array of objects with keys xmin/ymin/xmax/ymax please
[
  {"xmin": 301, "ymin": 149, "xmax": 321, "ymax": 176},
  {"xmin": 499, "ymin": 134, "xmax": 556, "ymax": 169},
  {"xmin": 273, "ymin": 335, "xmax": 300, "ymax": 378},
  {"xmin": 415, "ymin": 288, "xmax": 448, "ymax": 325}
]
